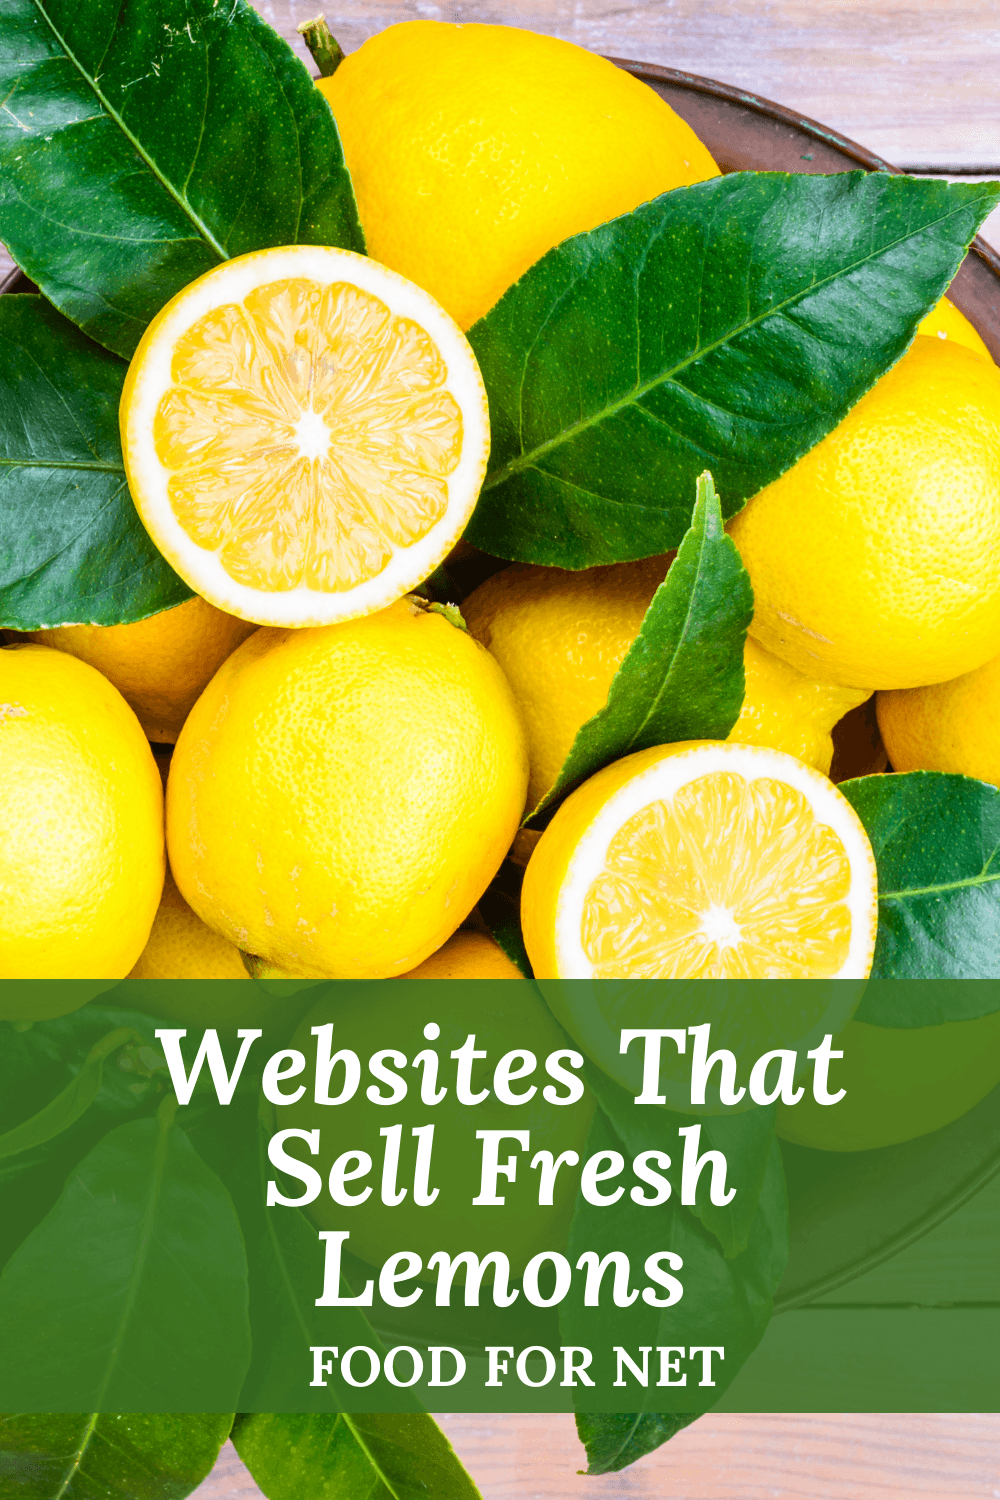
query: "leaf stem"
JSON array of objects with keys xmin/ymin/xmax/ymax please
[{"xmin": 298, "ymin": 15, "xmax": 345, "ymax": 77}]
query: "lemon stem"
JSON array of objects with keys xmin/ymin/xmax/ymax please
[{"xmin": 298, "ymin": 15, "xmax": 345, "ymax": 77}]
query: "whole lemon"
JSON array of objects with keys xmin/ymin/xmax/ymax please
[
  {"xmin": 463, "ymin": 559, "xmax": 867, "ymax": 811},
  {"xmin": 31, "ymin": 595, "xmax": 257, "ymax": 743},
  {"xmin": 285, "ymin": 978, "xmax": 594, "ymax": 1274},
  {"xmin": 0, "ymin": 644, "xmax": 163, "ymax": 995},
  {"xmin": 729, "ymin": 336, "xmax": 1000, "ymax": 690},
  {"xmin": 319, "ymin": 22, "xmax": 719, "ymax": 330},
  {"xmin": 402, "ymin": 928, "xmax": 524, "ymax": 979},
  {"xmin": 876, "ymin": 649, "xmax": 1000, "ymax": 784},
  {"xmin": 167, "ymin": 597, "xmax": 528, "ymax": 979},
  {"xmin": 917, "ymin": 295, "xmax": 992, "ymax": 361}
]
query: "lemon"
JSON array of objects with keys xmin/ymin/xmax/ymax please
[
  {"xmin": 917, "ymin": 295, "xmax": 992, "ymax": 361},
  {"xmin": 120, "ymin": 246, "xmax": 489, "ymax": 628},
  {"xmin": 319, "ymin": 22, "xmax": 719, "ymax": 331},
  {"xmin": 129, "ymin": 867, "xmax": 249, "ymax": 980},
  {"xmin": 167, "ymin": 597, "xmax": 528, "ymax": 979},
  {"xmin": 776, "ymin": 1012, "xmax": 1000, "ymax": 1151},
  {"xmin": 0, "ymin": 644, "xmax": 163, "ymax": 998},
  {"xmin": 401, "ymin": 928, "xmax": 524, "ymax": 979},
  {"xmin": 876, "ymin": 648, "xmax": 1000, "ymax": 784},
  {"xmin": 463, "ymin": 561, "xmax": 869, "ymax": 812},
  {"xmin": 522, "ymin": 741, "xmax": 878, "ymax": 981},
  {"xmin": 729, "ymin": 336, "xmax": 1000, "ymax": 690},
  {"xmin": 122, "ymin": 866, "xmax": 325, "ymax": 1033},
  {"xmin": 31, "ymin": 596, "xmax": 257, "ymax": 743},
  {"xmin": 285, "ymin": 977, "xmax": 594, "ymax": 1274}
]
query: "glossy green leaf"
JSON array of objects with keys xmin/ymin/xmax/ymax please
[
  {"xmin": 525, "ymin": 472, "xmax": 752, "ymax": 828},
  {"xmin": 233, "ymin": 1412, "xmax": 483, "ymax": 1500},
  {"xmin": 0, "ymin": 1100, "xmax": 251, "ymax": 1411},
  {"xmin": 0, "ymin": 1413, "xmax": 232, "ymax": 1500},
  {"xmin": 580, "ymin": 1060, "xmax": 776, "ymax": 1259},
  {"xmin": 0, "ymin": 1026, "xmax": 139, "ymax": 1160},
  {"xmin": 237, "ymin": 1098, "xmax": 399, "ymax": 1412},
  {"xmin": 575, "ymin": 1411, "xmax": 699, "ymax": 1478},
  {"xmin": 561, "ymin": 1110, "xmax": 787, "ymax": 1451},
  {"xmin": 0, "ymin": 1007, "xmax": 168, "ymax": 1274},
  {"xmin": 0, "ymin": 0, "xmax": 363, "ymax": 358},
  {"xmin": 477, "ymin": 861, "xmax": 534, "ymax": 978},
  {"xmin": 466, "ymin": 172, "xmax": 1000, "ymax": 567},
  {"xmin": 0, "ymin": 296, "xmax": 190, "ymax": 627},
  {"xmin": 842, "ymin": 771, "xmax": 1000, "ymax": 983}
]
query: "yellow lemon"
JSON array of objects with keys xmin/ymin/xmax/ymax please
[
  {"xmin": 0, "ymin": 644, "xmax": 163, "ymax": 996},
  {"xmin": 167, "ymin": 597, "xmax": 528, "ymax": 979},
  {"xmin": 917, "ymin": 295, "xmax": 992, "ymax": 361},
  {"xmin": 463, "ymin": 561, "xmax": 869, "ymax": 813},
  {"xmin": 522, "ymin": 741, "xmax": 878, "ymax": 980},
  {"xmin": 120, "ymin": 246, "xmax": 489, "ymax": 628},
  {"xmin": 31, "ymin": 595, "xmax": 256, "ymax": 743},
  {"xmin": 729, "ymin": 336, "xmax": 1000, "ymax": 690},
  {"xmin": 776, "ymin": 1013, "xmax": 1000, "ymax": 1151},
  {"xmin": 129, "ymin": 867, "xmax": 249, "ymax": 980},
  {"xmin": 730, "ymin": 640, "xmax": 870, "ymax": 772},
  {"xmin": 401, "ymin": 928, "xmax": 523, "ymax": 979},
  {"xmin": 877, "ymin": 648, "xmax": 1000, "ymax": 784},
  {"xmin": 319, "ymin": 22, "xmax": 719, "ymax": 330}
]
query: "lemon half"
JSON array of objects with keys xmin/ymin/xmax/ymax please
[
  {"xmin": 121, "ymin": 247, "xmax": 490, "ymax": 627},
  {"xmin": 522, "ymin": 741, "xmax": 878, "ymax": 980}
]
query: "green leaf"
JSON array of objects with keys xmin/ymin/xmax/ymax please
[
  {"xmin": 575, "ymin": 1411, "xmax": 699, "ymax": 1477},
  {"xmin": 0, "ymin": 1007, "xmax": 169, "ymax": 1274},
  {"xmin": 580, "ymin": 1059, "xmax": 776, "ymax": 1259},
  {"xmin": 477, "ymin": 860, "xmax": 534, "ymax": 978},
  {"xmin": 233, "ymin": 1413, "xmax": 483, "ymax": 1500},
  {"xmin": 0, "ymin": 0, "xmax": 363, "ymax": 358},
  {"xmin": 0, "ymin": 1413, "xmax": 233, "ymax": 1500},
  {"xmin": 466, "ymin": 172, "xmax": 1000, "ymax": 567},
  {"xmin": 561, "ymin": 1111, "xmax": 788, "ymax": 1452},
  {"xmin": 0, "ymin": 1026, "xmax": 140, "ymax": 1160},
  {"xmin": 0, "ymin": 296, "xmax": 190, "ymax": 627},
  {"xmin": 0, "ymin": 1101, "xmax": 251, "ymax": 1411},
  {"xmin": 237, "ymin": 1097, "xmax": 399, "ymax": 1412},
  {"xmin": 525, "ymin": 472, "xmax": 752, "ymax": 827},
  {"xmin": 841, "ymin": 771, "xmax": 1000, "ymax": 981}
]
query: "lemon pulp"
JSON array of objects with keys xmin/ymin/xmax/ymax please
[
  {"xmin": 153, "ymin": 279, "xmax": 463, "ymax": 594},
  {"xmin": 581, "ymin": 771, "xmax": 852, "ymax": 980}
]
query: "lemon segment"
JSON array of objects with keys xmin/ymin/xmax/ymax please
[
  {"xmin": 523, "ymin": 741, "xmax": 878, "ymax": 981},
  {"xmin": 121, "ymin": 247, "xmax": 490, "ymax": 627}
]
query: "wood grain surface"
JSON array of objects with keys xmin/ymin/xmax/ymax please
[
  {"xmin": 254, "ymin": 0, "xmax": 1000, "ymax": 169},
  {"xmin": 198, "ymin": 1414, "xmax": 1000, "ymax": 1498}
]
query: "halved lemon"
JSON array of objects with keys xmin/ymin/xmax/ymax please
[
  {"xmin": 120, "ymin": 247, "xmax": 490, "ymax": 626},
  {"xmin": 522, "ymin": 741, "xmax": 878, "ymax": 981}
]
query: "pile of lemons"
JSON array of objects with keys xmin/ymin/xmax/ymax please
[{"xmin": 3, "ymin": 21, "xmax": 999, "ymax": 1159}]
